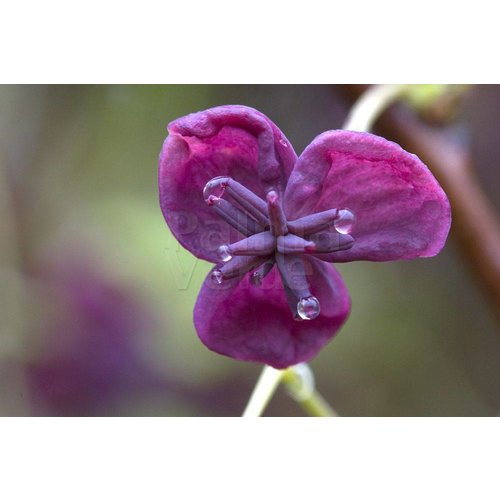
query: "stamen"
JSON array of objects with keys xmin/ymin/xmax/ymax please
[
  {"xmin": 208, "ymin": 197, "xmax": 263, "ymax": 236},
  {"xmin": 250, "ymin": 259, "xmax": 275, "ymax": 286},
  {"xmin": 215, "ymin": 255, "xmax": 267, "ymax": 281},
  {"xmin": 224, "ymin": 179, "xmax": 269, "ymax": 227},
  {"xmin": 275, "ymin": 254, "xmax": 320, "ymax": 320},
  {"xmin": 308, "ymin": 231, "xmax": 354, "ymax": 253},
  {"xmin": 281, "ymin": 282, "xmax": 302, "ymax": 321},
  {"xmin": 275, "ymin": 253, "xmax": 313, "ymax": 300},
  {"xmin": 266, "ymin": 190, "xmax": 288, "ymax": 237},
  {"xmin": 279, "ymin": 281, "xmax": 320, "ymax": 321},
  {"xmin": 277, "ymin": 234, "xmax": 316, "ymax": 255},
  {"xmin": 204, "ymin": 176, "xmax": 269, "ymax": 227},
  {"xmin": 287, "ymin": 209, "xmax": 339, "ymax": 236},
  {"xmin": 225, "ymin": 231, "xmax": 275, "ymax": 256}
]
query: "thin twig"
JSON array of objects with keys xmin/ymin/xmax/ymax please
[
  {"xmin": 281, "ymin": 365, "xmax": 339, "ymax": 417},
  {"xmin": 343, "ymin": 84, "xmax": 408, "ymax": 131},
  {"xmin": 242, "ymin": 366, "xmax": 283, "ymax": 417}
]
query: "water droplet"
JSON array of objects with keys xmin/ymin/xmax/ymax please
[
  {"xmin": 203, "ymin": 177, "xmax": 228, "ymax": 203},
  {"xmin": 216, "ymin": 244, "xmax": 233, "ymax": 262},
  {"xmin": 334, "ymin": 209, "xmax": 355, "ymax": 235},
  {"xmin": 279, "ymin": 138, "xmax": 288, "ymax": 148},
  {"xmin": 297, "ymin": 296, "xmax": 320, "ymax": 320},
  {"xmin": 211, "ymin": 269, "xmax": 224, "ymax": 285},
  {"xmin": 250, "ymin": 271, "xmax": 263, "ymax": 287}
]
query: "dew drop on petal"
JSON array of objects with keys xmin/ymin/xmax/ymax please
[
  {"xmin": 203, "ymin": 177, "xmax": 228, "ymax": 203},
  {"xmin": 297, "ymin": 296, "xmax": 320, "ymax": 320},
  {"xmin": 216, "ymin": 244, "xmax": 233, "ymax": 262},
  {"xmin": 279, "ymin": 138, "xmax": 288, "ymax": 148},
  {"xmin": 211, "ymin": 269, "xmax": 224, "ymax": 285},
  {"xmin": 334, "ymin": 209, "xmax": 355, "ymax": 235}
]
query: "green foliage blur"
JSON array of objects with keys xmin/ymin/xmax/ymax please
[{"xmin": 0, "ymin": 85, "xmax": 499, "ymax": 416}]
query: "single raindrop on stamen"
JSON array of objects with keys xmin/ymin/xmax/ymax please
[
  {"xmin": 216, "ymin": 244, "xmax": 233, "ymax": 262},
  {"xmin": 203, "ymin": 177, "xmax": 228, "ymax": 202},
  {"xmin": 334, "ymin": 209, "xmax": 355, "ymax": 235},
  {"xmin": 211, "ymin": 269, "xmax": 224, "ymax": 285},
  {"xmin": 297, "ymin": 296, "xmax": 320, "ymax": 320}
]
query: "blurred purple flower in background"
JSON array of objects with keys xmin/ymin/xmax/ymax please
[
  {"xmin": 159, "ymin": 105, "xmax": 451, "ymax": 368},
  {"xmin": 26, "ymin": 265, "xmax": 162, "ymax": 416}
]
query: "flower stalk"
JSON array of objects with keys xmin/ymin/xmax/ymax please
[
  {"xmin": 242, "ymin": 364, "xmax": 338, "ymax": 417},
  {"xmin": 281, "ymin": 364, "xmax": 338, "ymax": 417},
  {"xmin": 242, "ymin": 366, "xmax": 283, "ymax": 417},
  {"xmin": 343, "ymin": 84, "xmax": 409, "ymax": 132}
]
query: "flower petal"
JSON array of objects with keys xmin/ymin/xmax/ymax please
[
  {"xmin": 193, "ymin": 257, "xmax": 350, "ymax": 368},
  {"xmin": 159, "ymin": 105, "xmax": 297, "ymax": 262},
  {"xmin": 284, "ymin": 130, "xmax": 451, "ymax": 262}
]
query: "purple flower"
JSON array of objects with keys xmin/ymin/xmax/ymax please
[
  {"xmin": 159, "ymin": 105, "xmax": 451, "ymax": 369},
  {"xmin": 27, "ymin": 266, "xmax": 161, "ymax": 416}
]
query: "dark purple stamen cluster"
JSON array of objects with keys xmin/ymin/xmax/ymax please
[{"xmin": 203, "ymin": 176, "xmax": 355, "ymax": 320}]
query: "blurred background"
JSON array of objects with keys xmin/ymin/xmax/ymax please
[{"xmin": 0, "ymin": 84, "xmax": 499, "ymax": 416}]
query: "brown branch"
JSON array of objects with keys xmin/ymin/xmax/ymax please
[{"xmin": 340, "ymin": 85, "xmax": 500, "ymax": 322}]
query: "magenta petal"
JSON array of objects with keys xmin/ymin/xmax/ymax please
[
  {"xmin": 284, "ymin": 130, "xmax": 451, "ymax": 262},
  {"xmin": 193, "ymin": 257, "xmax": 350, "ymax": 369},
  {"xmin": 159, "ymin": 105, "xmax": 297, "ymax": 262}
]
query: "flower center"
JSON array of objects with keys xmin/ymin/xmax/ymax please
[{"xmin": 203, "ymin": 177, "xmax": 355, "ymax": 321}]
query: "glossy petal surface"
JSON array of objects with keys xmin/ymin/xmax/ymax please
[
  {"xmin": 284, "ymin": 130, "xmax": 451, "ymax": 262},
  {"xmin": 194, "ymin": 257, "xmax": 350, "ymax": 368},
  {"xmin": 159, "ymin": 105, "xmax": 297, "ymax": 262}
]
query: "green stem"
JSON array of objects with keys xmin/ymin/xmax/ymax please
[
  {"xmin": 298, "ymin": 391, "xmax": 338, "ymax": 417},
  {"xmin": 281, "ymin": 365, "xmax": 338, "ymax": 417},
  {"xmin": 242, "ymin": 365, "xmax": 283, "ymax": 417},
  {"xmin": 343, "ymin": 84, "xmax": 408, "ymax": 132},
  {"xmin": 241, "ymin": 363, "xmax": 338, "ymax": 417}
]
